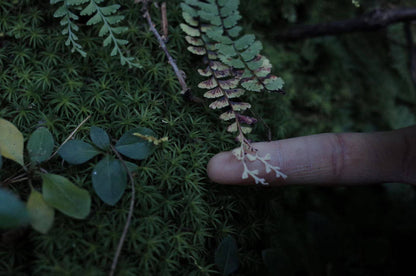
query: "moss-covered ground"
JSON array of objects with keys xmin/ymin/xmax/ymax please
[{"xmin": 1, "ymin": 0, "xmax": 416, "ymax": 275}]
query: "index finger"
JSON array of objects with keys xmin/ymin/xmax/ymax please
[{"xmin": 207, "ymin": 126, "xmax": 416, "ymax": 185}]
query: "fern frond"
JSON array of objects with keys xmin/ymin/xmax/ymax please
[
  {"xmin": 181, "ymin": 0, "xmax": 287, "ymax": 185},
  {"xmin": 80, "ymin": 0, "xmax": 141, "ymax": 68},
  {"xmin": 50, "ymin": 0, "xmax": 87, "ymax": 57},
  {"xmin": 50, "ymin": 0, "xmax": 140, "ymax": 68},
  {"xmin": 181, "ymin": 5, "xmax": 252, "ymax": 134}
]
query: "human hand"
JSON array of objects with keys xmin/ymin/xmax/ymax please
[{"xmin": 207, "ymin": 126, "xmax": 416, "ymax": 186}]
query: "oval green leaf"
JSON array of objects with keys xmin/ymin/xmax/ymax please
[
  {"xmin": 0, "ymin": 118, "xmax": 24, "ymax": 166},
  {"xmin": 92, "ymin": 156, "xmax": 127, "ymax": 205},
  {"xmin": 0, "ymin": 188, "xmax": 29, "ymax": 229},
  {"xmin": 41, "ymin": 173, "xmax": 91, "ymax": 219},
  {"xmin": 115, "ymin": 127, "xmax": 155, "ymax": 160},
  {"xmin": 27, "ymin": 189, "xmax": 55, "ymax": 234},
  {"xmin": 215, "ymin": 235, "xmax": 239, "ymax": 276},
  {"xmin": 27, "ymin": 127, "xmax": 54, "ymax": 164},
  {"xmin": 58, "ymin": 140, "xmax": 101, "ymax": 164},
  {"xmin": 90, "ymin": 126, "xmax": 110, "ymax": 150}
]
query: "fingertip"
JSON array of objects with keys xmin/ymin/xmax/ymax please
[
  {"xmin": 207, "ymin": 151, "xmax": 246, "ymax": 185},
  {"xmin": 207, "ymin": 151, "xmax": 230, "ymax": 184}
]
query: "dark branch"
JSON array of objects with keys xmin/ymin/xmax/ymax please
[{"xmin": 276, "ymin": 7, "xmax": 416, "ymax": 41}]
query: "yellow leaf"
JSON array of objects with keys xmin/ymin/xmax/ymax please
[
  {"xmin": 27, "ymin": 189, "xmax": 54, "ymax": 234},
  {"xmin": 0, "ymin": 118, "xmax": 24, "ymax": 166}
]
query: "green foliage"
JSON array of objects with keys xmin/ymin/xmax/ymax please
[
  {"xmin": 115, "ymin": 128, "xmax": 156, "ymax": 160},
  {"xmin": 0, "ymin": 118, "xmax": 92, "ymax": 232},
  {"xmin": 0, "ymin": 118, "xmax": 24, "ymax": 166},
  {"xmin": 27, "ymin": 189, "xmax": 55, "ymax": 234},
  {"xmin": 181, "ymin": 0, "xmax": 284, "ymax": 137},
  {"xmin": 0, "ymin": 117, "xmax": 160, "ymax": 234},
  {"xmin": 92, "ymin": 156, "xmax": 126, "ymax": 205},
  {"xmin": 90, "ymin": 126, "xmax": 110, "ymax": 150},
  {"xmin": 1, "ymin": 1, "xmax": 225, "ymax": 273},
  {"xmin": 183, "ymin": 0, "xmax": 284, "ymax": 95},
  {"xmin": 41, "ymin": 173, "xmax": 91, "ymax": 219},
  {"xmin": 58, "ymin": 126, "xmax": 158, "ymax": 205},
  {"xmin": 59, "ymin": 140, "xmax": 101, "ymax": 164},
  {"xmin": 27, "ymin": 127, "xmax": 55, "ymax": 164},
  {"xmin": 50, "ymin": 0, "xmax": 88, "ymax": 57},
  {"xmin": 50, "ymin": 0, "xmax": 141, "ymax": 67},
  {"xmin": 1, "ymin": 0, "xmax": 416, "ymax": 275}
]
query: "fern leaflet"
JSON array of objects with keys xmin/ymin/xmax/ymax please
[{"xmin": 51, "ymin": 0, "xmax": 88, "ymax": 57}]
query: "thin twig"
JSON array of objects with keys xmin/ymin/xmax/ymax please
[
  {"xmin": 142, "ymin": 1, "xmax": 187, "ymax": 93},
  {"xmin": 161, "ymin": 2, "xmax": 168, "ymax": 41},
  {"xmin": 39, "ymin": 168, "xmax": 48, "ymax": 174},
  {"xmin": 109, "ymin": 145, "xmax": 136, "ymax": 276},
  {"xmin": 1, "ymin": 178, "xmax": 29, "ymax": 187},
  {"xmin": 2, "ymin": 173, "xmax": 26, "ymax": 184},
  {"xmin": 1, "ymin": 173, "xmax": 27, "ymax": 187},
  {"xmin": 7, "ymin": 177, "xmax": 29, "ymax": 184},
  {"xmin": 137, "ymin": 0, "xmax": 203, "ymax": 103},
  {"xmin": 49, "ymin": 115, "xmax": 91, "ymax": 160}
]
